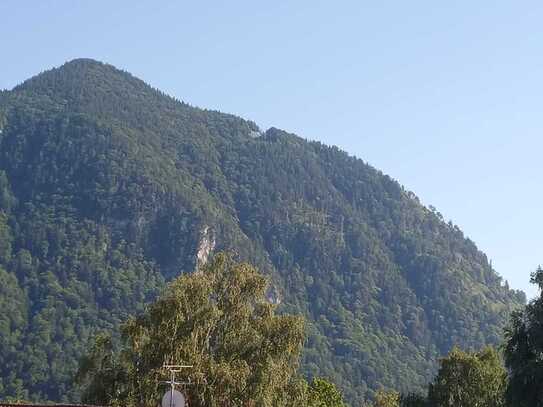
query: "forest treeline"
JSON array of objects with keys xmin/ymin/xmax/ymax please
[
  {"xmin": 369, "ymin": 267, "xmax": 543, "ymax": 407},
  {"xmin": 0, "ymin": 59, "xmax": 526, "ymax": 405},
  {"xmin": 77, "ymin": 253, "xmax": 346, "ymax": 407},
  {"xmin": 76, "ymin": 255, "xmax": 543, "ymax": 407}
]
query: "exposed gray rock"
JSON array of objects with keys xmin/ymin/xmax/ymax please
[{"xmin": 196, "ymin": 226, "xmax": 215, "ymax": 269}]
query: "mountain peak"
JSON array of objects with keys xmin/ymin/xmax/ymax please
[
  {"xmin": 63, "ymin": 57, "xmax": 106, "ymax": 66},
  {"xmin": 15, "ymin": 57, "xmax": 139, "ymax": 94},
  {"xmin": 0, "ymin": 60, "xmax": 525, "ymax": 405},
  {"xmin": 8, "ymin": 58, "xmax": 185, "ymax": 129},
  {"xmin": 5, "ymin": 58, "xmax": 258, "ymax": 143},
  {"xmin": 53, "ymin": 58, "xmax": 117, "ymax": 77}
]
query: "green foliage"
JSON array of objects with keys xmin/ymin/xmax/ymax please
[
  {"xmin": 75, "ymin": 334, "xmax": 120, "ymax": 405},
  {"xmin": 504, "ymin": 266, "xmax": 543, "ymax": 406},
  {"xmin": 307, "ymin": 377, "xmax": 346, "ymax": 407},
  {"xmin": 77, "ymin": 253, "xmax": 307, "ymax": 407},
  {"xmin": 371, "ymin": 390, "xmax": 400, "ymax": 407},
  {"xmin": 378, "ymin": 346, "xmax": 506, "ymax": 407},
  {"xmin": 0, "ymin": 59, "xmax": 525, "ymax": 404},
  {"xmin": 427, "ymin": 347, "xmax": 506, "ymax": 407}
]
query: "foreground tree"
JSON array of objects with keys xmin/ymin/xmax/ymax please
[
  {"xmin": 306, "ymin": 377, "xmax": 346, "ymax": 407},
  {"xmin": 77, "ymin": 253, "xmax": 308, "ymax": 407},
  {"xmin": 370, "ymin": 390, "xmax": 400, "ymax": 407},
  {"xmin": 504, "ymin": 266, "xmax": 543, "ymax": 406},
  {"xmin": 427, "ymin": 347, "xmax": 506, "ymax": 407}
]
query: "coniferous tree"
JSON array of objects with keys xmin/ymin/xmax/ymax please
[
  {"xmin": 504, "ymin": 266, "xmax": 543, "ymax": 406},
  {"xmin": 399, "ymin": 393, "xmax": 428, "ymax": 407}
]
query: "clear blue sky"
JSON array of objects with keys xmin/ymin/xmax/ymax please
[{"xmin": 2, "ymin": 1, "xmax": 541, "ymax": 298}]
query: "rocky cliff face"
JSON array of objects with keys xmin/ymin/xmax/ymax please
[{"xmin": 196, "ymin": 226, "xmax": 216, "ymax": 269}]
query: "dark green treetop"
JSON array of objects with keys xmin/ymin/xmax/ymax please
[{"xmin": 504, "ymin": 266, "xmax": 543, "ymax": 407}]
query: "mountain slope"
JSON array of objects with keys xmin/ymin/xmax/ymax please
[{"xmin": 0, "ymin": 59, "xmax": 524, "ymax": 404}]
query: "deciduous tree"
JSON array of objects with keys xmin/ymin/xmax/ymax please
[
  {"xmin": 427, "ymin": 347, "xmax": 505, "ymax": 407},
  {"xmin": 307, "ymin": 377, "xmax": 346, "ymax": 407},
  {"xmin": 371, "ymin": 390, "xmax": 400, "ymax": 407},
  {"xmin": 78, "ymin": 253, "xmax": 307, "ymax": 407}
]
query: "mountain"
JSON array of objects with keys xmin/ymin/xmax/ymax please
[{"xmin": 0, "ymin": 59, "xmax": 524, "ymax": 405}]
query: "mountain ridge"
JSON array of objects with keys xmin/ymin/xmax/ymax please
[{"xmin": 0, "ymin": 59, "xmax": 524, "ymax": 405}]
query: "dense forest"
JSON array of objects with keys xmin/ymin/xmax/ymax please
[
  {"xmin": 76, "ymin": 253, "xmax": 348, "ymax": 407},
  {"xmin": 0, "ymin": 59, "xmax": 525, "ymax": 405},
  {"xmin": 368, "ymin": 267, "xmax": 543, "ymax": 407},
  {"xmin": 77, "ymin": 256, "xmax": 543, "ymax": 407}
]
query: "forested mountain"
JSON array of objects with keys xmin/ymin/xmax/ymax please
[{"xmin": 0, "ymin": 59, "xmax": 525, "ymax": 405}]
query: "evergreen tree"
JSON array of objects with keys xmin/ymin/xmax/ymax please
[
  {"xmin": 504, "ymin": 266, "xmax": 543, "ymax": 406},
  {"xmin": 399, "ymin": 393, "xmax": 428, "ymax": 407}
]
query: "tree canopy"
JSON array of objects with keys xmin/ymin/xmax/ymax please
[
  {"xmin": 306, "ymin": 378, "xmax": 346, "ymax": 407},
  {"xmin": 0, "ymin": 58, "xmax": 525, "ymax": 404},
  {"xmin": 371, "ymin": 390, "xmax": 401, "ymax": 407},
  {"xmin": 367, "ymin": 266, "xmax": 543, "ymax": 407},
  {"xmin": 78, "ymin": 253, "xmax": 345, "ymax": 407},
  {"xmin": 427, "ymin": 347, "xmax": 506, "ymax": 407},
  {"xmin": 78, "ymin": 253, "xmax": 310, "ymax": 406},
  {"xmin": 369, "ymin": 346, "xmax": 506, "ymax": 407},
  {"xmin": 504, "ymin": 266, "xmax": 543, "ymax": 406}
]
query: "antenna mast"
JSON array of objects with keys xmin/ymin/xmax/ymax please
[{"xmin": 161, "ymin": 364, "xmax": 193, "ymax": 407}]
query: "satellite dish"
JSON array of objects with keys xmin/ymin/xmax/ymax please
[{"xmin": 161, "ymin": 389, "xmax": 186, "ymax": 407}]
